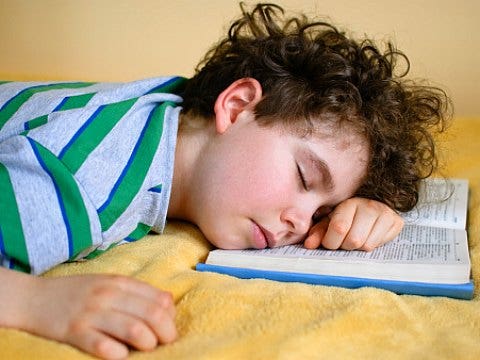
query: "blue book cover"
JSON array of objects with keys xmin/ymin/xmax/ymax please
[{"xmin": 196, "ymin": 263, "xmax": 474, "ymax": 300}]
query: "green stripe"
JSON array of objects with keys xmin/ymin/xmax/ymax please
[
  {"xmin": 57, "ymin": 92, "xmax": 95, "ymax": 111},
  {"xmin": 83, "ymin": 243, "xmax": 117, "ymax": 260},
  {"xmin": 0, "ymin": 81, "xmax": 12, "ymax": 86},
  {"xmin": 82, "ymin": 222, "xmax": 151, "ymax": 260},
  {"xmin": 99, "ymin": 102, "xmax": 171, "ymax": 230},
  {"xmin": 126, "ymin": 223, "xmax": 151, "ymax": 241},
  {"xmin": 0, "ymin": 82, "xmax": 95, "ymax": 130},
  {"xmin": 32, "ymin": 140, "xmax": 93, "ymax": 259},
  {"xmin": 0, "ymin": 163, "xmax": 30, "ymax": 272},
  {"xmin": 24, "ymin": 114, "xmax": 49, "ymax": 132},
  {"xmin": 60, "ymin": 97, "xmax": 138, "ymax": 173}
]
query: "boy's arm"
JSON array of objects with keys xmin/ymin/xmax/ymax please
[
  {"xmin": 304, "ymin": 197, "xmax": 404, "ymax": 251},
  {"xmin": 0, "ymin": 267, "xmax": 177, "ymax": 359}
]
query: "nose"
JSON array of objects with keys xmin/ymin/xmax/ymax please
[{"xmin": 280, "ymin": 206, "xmax": 313, "ymax": 236}]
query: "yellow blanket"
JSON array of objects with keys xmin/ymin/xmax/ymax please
[{"xmin": 2, "ymin": 118, "xmax": 479, "ymax": 359}]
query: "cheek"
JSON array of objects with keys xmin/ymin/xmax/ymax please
[
  {"xmin": 198, "ymin": 128, "xmax": 295, "ymax": 217},
  {"xmin": 225, "ymin": 155, "xmax": 293, "ymax": 210}
]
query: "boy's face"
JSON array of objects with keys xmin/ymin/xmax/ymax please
[{"xmin": 187, "ymin": 110, "xmax": 369, "ymax": 250}]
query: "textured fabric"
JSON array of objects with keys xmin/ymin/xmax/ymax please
[
  {"xmin": 0, "ymin": 117, "xmax": 477, "ymax": 359},
  {"xmin": 0, "ymin": 77, "xmax": 185, "ymax": 274}
]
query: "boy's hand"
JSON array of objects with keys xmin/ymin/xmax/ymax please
[
  {"xmin": 24, "ymin": 274, "xmax": 177, "ymax": 360},
  {"xmin": 304, "ymin": 197, "xmax": 404, "ymax": 251}
]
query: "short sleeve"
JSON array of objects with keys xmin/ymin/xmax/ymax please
[{"xmin": 0, "ymin": 135, "xmax": 102, "ymax": 274}]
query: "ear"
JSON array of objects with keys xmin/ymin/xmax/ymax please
[{"xmin": 213, "ymin": 78, "xmax": 263, "ymax": 134}]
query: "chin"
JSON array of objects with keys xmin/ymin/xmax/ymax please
[
  {"xmin": 200, "ymin": 219, "xmax": 248, "ymax": 250},
  {"xmin": 208, "ymin": 233, "xmax": 245, "ymax": 250},
  {"xmin": 212, "ymin": 240, "xmax": 243, "ymax": 250}
]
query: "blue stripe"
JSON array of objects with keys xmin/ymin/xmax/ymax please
[
  {"xmin": 0, "ymin": 227, "xmax": 5, "ymax": 255},
  {"xmin": 145, "ymin": 77, "xmax": 180, "ymax": 94},
  {"xmin": 58, "ymin": 105, "xmax": 104, "ymax": 159},
  {"xmin": 98, "ymin": 106, "xmax": 156, "ymax": 213},
  {"xmin": 28, "ymin": 138, "xmax": 73, "ymax": 257},
  {"xmin": 0, "ymin": 82, "xmax": 87, "ymax": 113},
  {"xmin": 148, "ymin": 184, "xmax": 162, "ymax": 193},
  {"xmin": 0, "ymin": 229, "xmax": 14, "ymax": 270},
  {"xmin": 53, "ymin": 97, "xmax": 69, "ymax": 112}
]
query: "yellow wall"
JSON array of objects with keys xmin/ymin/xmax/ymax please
[{"xmin": 0, "ymin": 0, "xmax": 478, "ymax": 116}]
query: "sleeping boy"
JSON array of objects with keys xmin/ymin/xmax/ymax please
[{"xmin": 0, "ymin": 3, "xmax": 449, "ymax": 360}]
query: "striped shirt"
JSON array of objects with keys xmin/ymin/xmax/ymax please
[{"xmin": 0, "ymin": 76, "xmax": 186, "ymax": 274}]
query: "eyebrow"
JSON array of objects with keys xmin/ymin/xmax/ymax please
[{"xmin": 305, "ymin": 150, "xmax": 335, "ymax": 192}]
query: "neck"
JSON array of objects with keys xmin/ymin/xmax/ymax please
[{"xmin": 167, "ymin": 112, "xmax": 213, "ymax": 221}]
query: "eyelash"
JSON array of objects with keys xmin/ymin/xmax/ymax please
[{"xmin": 296, "ymin": 163, "xmax": 308, "ymax": 191}]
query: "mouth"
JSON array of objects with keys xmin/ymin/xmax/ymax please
[
  {"xmin": 251, "ymin": 221, "xmax": 268, "ymax": 249},
  {"xmin": 251, "ymin": 221, "xmax": 275, "ymax": 249}
]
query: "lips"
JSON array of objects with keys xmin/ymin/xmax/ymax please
[
  {"xmin": 252, "ymin": 221, "xmax": 268, "ymax": 249},
  {"xmin": 252, "ymin": 221, "xmax": 276, "ymax": 249}
]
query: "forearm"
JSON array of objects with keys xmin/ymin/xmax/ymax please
[{"xmin": 0, "ymin": 267, "xmax": 35, "ymax": 330}]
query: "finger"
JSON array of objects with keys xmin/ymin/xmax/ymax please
[
  {"xmin": 321, "ymin": 202, "xmax": 357, "ymax": 250},
  {"xmin": 108, "ymin": 291, "xmax": 177, "ymax": 344},
  {"xmin": 353, "ymin": 215, "xmax": 392, "ymax": 252},
  {"xmin": 108, "ymin": 276, "xmax": 176, "ymax": 319},
  {"xmin": 67, "ymin": 326, "xmax": 129, "ymax": 360},
  {"xmin": 91, "ymin": 311, "xmax": 160, "ymax": 351},
  {"xmin": 362, "ymin": 216, "xmax": 404, "ymax": 251},
  {"xmin": 111, "ymin": 276, "xmax": 175, "ymax": 303},
  {"xmin": 339, "ymin": 207, "xmax": 378, "ymax": 251},
  {"xmin": 304, "ymin": 217, "xmax": 329, "ymax": 249},
  {"xmin": 143, "ymin": 300, "xmax": 178, "ymax": 344}
]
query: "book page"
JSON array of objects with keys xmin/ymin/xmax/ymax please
[
  {"xmin": 401, "ymin": 178, "xmax": 468, "ymax": 229},
  {"xmin": 226, "ymin": 225, "xmax": 469, "ymax": 265}
]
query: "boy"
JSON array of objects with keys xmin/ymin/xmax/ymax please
[{"xmin": 0, "ymin": 3, "xmax": 448, "ymax": 360}]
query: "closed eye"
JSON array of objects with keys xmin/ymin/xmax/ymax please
[{"xmin": 296, "ymin": 163, "xmax": 308, "ymax": 191}]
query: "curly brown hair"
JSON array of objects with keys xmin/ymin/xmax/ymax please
[{"xmin": 181, "ymin": 3, "xmax": 451, "ymax": 212}]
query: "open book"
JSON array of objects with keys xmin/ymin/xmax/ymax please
[{"xmin": 197, "ymin": 178, "xmax": 473, "ymax": 299}]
